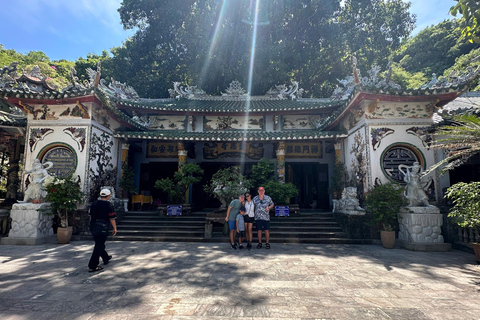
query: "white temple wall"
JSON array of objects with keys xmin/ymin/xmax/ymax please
[{"xmin": 22, "ymin": 102, "xmax": 93, "ymax": 194}]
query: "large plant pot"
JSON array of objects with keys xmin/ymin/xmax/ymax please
[
  {"xmin": 57, "ymin": 226, "xmax": 73, "ymax": 244},
  {"xmin": 380, "ymin": 230, "xmax": 395, "ymax": 249},
  {"xmin": 472, "ymin": 242, "xmax": 480, "ymax": 263}
]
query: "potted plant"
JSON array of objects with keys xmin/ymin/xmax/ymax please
[
  {"xmin": 44, "ymin": 174, "xmax": 84, "ymax": 244},
  {"xmin": 329, "ymin": 160, "xmax": 346, "ymax": 200},
  {"xmin": 203, "ymin": 166, "xmax": 251, "ymax": 210},
  {"xmin": 119, "ymin": 160, "xmax": 137, "ymax": 211},
  {"xmin": 444, "ymin": 181, "xmax": 480, "ymax": 262},
  {"xmin": 154, "ymin": 163, "xmax": 203, "ymax": 214},
  {"xmin": 365, "ymin": 182, "xmax": 404, "ymax": 249}
]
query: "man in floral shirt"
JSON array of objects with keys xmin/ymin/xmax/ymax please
[{"xmin": 252, "ymin": 186, "xmax": 274, "ymax": 249}]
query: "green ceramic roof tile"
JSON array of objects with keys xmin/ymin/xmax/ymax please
[
  {"xmin": 112, "ymin": 96, "xmax": 343, "ymax": 113},
  {"xmin": 114, "ymin": 130, "xmax": 346, "ymax": 141}
]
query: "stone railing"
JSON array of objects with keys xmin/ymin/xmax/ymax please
[{"xmin": 456, "ymin": 227, "xmax": 480, "ymax": 244}]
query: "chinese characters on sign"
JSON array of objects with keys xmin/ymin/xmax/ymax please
[
  {"xmin": 285, "ymin": 142, "xmax": 322, "ymax": 158},
  {"xmin": 203, "ymin": 142, "xmax": 264, "ymax": 160},
  {"xmin": 42, "ymin": 147, "xmax": 77, "ymax": 177},
  {"xmin": 147, "ymin": 142, "xmax": 178, "ymax": 158}
]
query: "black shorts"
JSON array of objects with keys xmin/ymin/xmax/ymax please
[
  {"xmin": 256, "ymin": 220, "xmax": 270, "ymax": 230},
  {"xmin": 244, "ymin": 215, "xmax": 254, "ymax": 223}
]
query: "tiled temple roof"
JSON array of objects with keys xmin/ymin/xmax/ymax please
[
  {"xmin": 114, "ymin": 129, "xmax": 346, "ymax": 141},
  {"xmin": 112, "ymin": 96, "xmax": 342, "ymax": 113}
]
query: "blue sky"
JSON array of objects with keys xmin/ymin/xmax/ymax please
[{"xmin": 0, "ymin": 0, "xmax": 456, "ymax": 62}]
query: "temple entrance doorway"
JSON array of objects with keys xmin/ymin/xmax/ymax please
[{"xmin": 286, "ymin": 163, "xmax": 329, "ymax": 210}]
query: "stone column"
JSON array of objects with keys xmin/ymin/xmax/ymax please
[
  {"xmin": 1, "ymin": 203, "xmax": 54, "ymax": 245},
  {"xmin": 276, "ymin": 141, "xmax": 286, "ymax": 183}
]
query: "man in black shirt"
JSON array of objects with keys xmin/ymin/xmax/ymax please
[{"xmin": 88, "ymin": 188, "xmax": 117, "ymax": 272}]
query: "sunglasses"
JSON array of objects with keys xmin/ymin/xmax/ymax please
[{"xmin": 245, "ymin": 194, "xmax": 251, "ymax": 197}]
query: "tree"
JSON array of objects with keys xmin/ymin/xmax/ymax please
[
  {"xmin": 450, "ymin": 0, "xmax": 480, "ymax": 43},
  {"xmin": 338, "ymin": 0, "xmax": 416, "ymax": 70},
  {"xmin": 116, "ymin": 0, "xmax": 415, "ymax": 98},
  {"xmin": 392, "ymin": 20, "xmax": 477, "ymax": 76},
  {"xmin": 428, "ymin": 114, "xmax": 480, "ymax": 174}
]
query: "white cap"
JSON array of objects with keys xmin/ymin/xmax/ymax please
[{"xmin": 100, "ymin": 189, "xmax": 111, "ymax": 197}]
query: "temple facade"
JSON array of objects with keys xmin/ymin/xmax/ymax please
[{"xmin": 0, "ymin": 61, "xmax": 479, "ymax": 211}]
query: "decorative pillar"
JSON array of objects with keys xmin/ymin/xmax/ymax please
[
  {"xmin": 178, "ymin": 142, "xmax": 187, "ymax": 170},
  {"xmin": 276, "ymin": 141, "xmax": 286, "ymax": 183},
  {"xmin": 120, "ymin": 143, "xmax": 130, "ymax": 211},
  {"xmin": 177, "ymin": 142, "xmax": 189, "ymax": 204},
  {"xmin": 5, "ymin": 138, "xmax": 21, "ymax": 202},
  {"xmin": 334, "ymin": 142, "xmax": 342, "ymax": 163}
]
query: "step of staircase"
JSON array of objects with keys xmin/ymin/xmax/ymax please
[{"xmin": 109, "ymin": 210, "xmax": 372, "ymax": 244}]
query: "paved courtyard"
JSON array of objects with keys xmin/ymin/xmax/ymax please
[{"xmin": 0, "ymin": 240, "xmax": 479, "ymax": 319}]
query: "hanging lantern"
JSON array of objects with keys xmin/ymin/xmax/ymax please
[{"xmin": 242, "ymin": 0, "xmax": 270, "ymax": 26}]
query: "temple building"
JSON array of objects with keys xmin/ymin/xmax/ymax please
[{"xmin": 0, "ymin": 60, "xmax": 479, "ymax": 213}]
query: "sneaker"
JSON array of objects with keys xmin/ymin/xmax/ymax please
[
  {"xmin": 257, "ymin": 243, "xmax": 262, "ymax": 249},
  {"xmin": 238, "ymin": 244, "xmax": 244, "ymax": 249},
  {"xmin": 231, "ymin": 243, "xmax": 237, "ymax": 250}
]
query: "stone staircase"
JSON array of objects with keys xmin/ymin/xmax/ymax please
[{"xmin": 112, "ymin": 210, "xmax": 371, "ymax": 244}]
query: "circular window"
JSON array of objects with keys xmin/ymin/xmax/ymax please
[
  {"xmin": 381, "ymin": 144, "xmax": 424, "ymax": 183},
  {"xmin": 40, "ymin": 145, "xmax": 77, "ymax": 178}
]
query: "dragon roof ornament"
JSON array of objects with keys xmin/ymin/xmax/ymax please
[
  {"xmin": 169, "ymin": 82, "xmax": 207, "ymax": 99},
  {"xmin": 265, "ymin": 81, "xmax": 304, "ymax": 99},
  {"xmin": 98, "ymin": 77, "xmax": 140, "ymax": 101},
  {"xmin": 420, "ymin": 66, "xmax": 480, "ymax": 90},
  {"xmin": 331, "ymin": 57, "xmax": 402, "ymax": 101}
]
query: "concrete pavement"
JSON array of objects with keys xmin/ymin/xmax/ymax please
[{"xmin": 0, "ymin": 240, "xmax": 479, "ymax": 319}]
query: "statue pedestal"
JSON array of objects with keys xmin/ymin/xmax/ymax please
[
  {"xmin": 205, "ymin": 210, "xmax": 227, "ymax": 238},
  {"xmin": 397, "ymin": 206, "xmax": 451, "ymax": 252},
  {"xmin": 1, "ymin": 203, "xmax": 55, "ymax": 245}
]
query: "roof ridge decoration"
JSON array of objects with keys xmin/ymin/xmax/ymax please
[
  {"xmin": 168, "ymin": 80, "xmax": 304, "ymax": 102},
  {"xmin": 98, "ymin": 76, "xmax": 140, "ymax": 101},
  {"xmin": 420, "ymin": 66, "xmax": 480, "ymax": 90},
  {"xmin": 331, "ymin": 56, "xmax": 480, "ymax": 101},
  {"xmin": 169, "ymin": 82, "xmax": 207, "ymax": 99},
  {"xmin": 0, "ymin": 62, "xmax": 58, "ymax": 92},
  {"xmin": 331, "ymin": 57, "xmax": 402, "ymax": 101},
  {"xmin": 222, "ymin": 80, "xmax": 247, "ymax": 97}
]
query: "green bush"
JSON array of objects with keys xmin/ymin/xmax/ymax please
[
  {"xmin": 203, "ymin": 166, "xmax": 251, "ymax": 207},
  {"xmin": 365, "ymin": 182, "xmax": 404, "ymax": 231},
  {"xmin": 154, "ymin": 163, "xmax": 203, "ymax": 204},
  {"xmin": 444, "ymin": 181, "xmax": 480, "ymax": 228},
  {"xmin": 264, "ymin": 180, "xmax": 298, "ymax": 205}
]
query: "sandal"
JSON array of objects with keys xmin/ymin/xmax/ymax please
[
  {"xmin": 257, "ymin": 243, "xmax": 262, "ymax": 249},
  {"xmin": 104, "ymin": 255, "xmax": 112, "ymax": 265},
  {"xmin": 88, "ymin": 266, "xmax": 104, "ymax": 273},
  {"xmin": 265, "ymin": 243, "xmax": 270, "ymax": 249}
]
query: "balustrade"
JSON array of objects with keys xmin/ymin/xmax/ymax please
[{"xmin": 457, "ymin": 227, "xmax": 480, "ymax": 243}]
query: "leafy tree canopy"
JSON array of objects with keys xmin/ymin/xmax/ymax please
[
  {"xmin": 450, "ymin": 0, "xmax": 480, "ymax": 43},
  {"xmin": 116, "ymin": 0, "xmax": 415, "ymax": 98}
]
